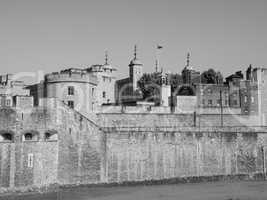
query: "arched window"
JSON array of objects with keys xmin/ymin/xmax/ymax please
[
  {"xmin": 0, "ymin": 132, "xmax": 13, "ymax": 142},
  {"xmin": 24, "ymin": 133, "xmax": 33, "ymax": 141},
  {"xmin": 45, "ymin": 132, "xmax": 58, "ymax": 141},
  {"xmin": 22, "ymin": 132, "xmax": 38, "ymax": 142}
]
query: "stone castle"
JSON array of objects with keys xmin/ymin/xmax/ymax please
[{"xmin": 0, "ymin": 47, "xmax": 267, "ymax": 192}]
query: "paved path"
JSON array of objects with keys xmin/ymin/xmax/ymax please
[{"xmin": 1, "ymin": 181, "xmax": 267, "ymax": 200}]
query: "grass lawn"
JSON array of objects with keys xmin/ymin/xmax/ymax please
[{"xmin": 1, "ymin": 180, "xmax": 267, "ymax": 200}]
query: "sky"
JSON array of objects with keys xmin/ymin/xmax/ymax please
[{"xmin": 0, "ymin": 0, "xmax": 267, "ymax": 82}]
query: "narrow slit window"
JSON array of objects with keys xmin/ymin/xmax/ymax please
[{"xmin": 68, "ymin": 86, "xmax": 74, "ymax": 95}]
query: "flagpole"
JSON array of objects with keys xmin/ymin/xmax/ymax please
[
  {"xmin": 156, "ymin": 45, "xmax": 163, "ymax": 73},
  {"xmin": 156, "ymin": 46, "xmax": 159, "ymax": 73}
]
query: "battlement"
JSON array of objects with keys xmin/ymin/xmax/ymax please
[
  {"xmin": 97, "ymin": 112, "xmax": 261, "ymax": 128},
  {"xmin": 45, "ymin": 68, "xmax": 98, "ymax": 85},
  {"xmin": 96, "ymin": 105, "xmax": 242, "ymax": 115},
  {"xmin": 86, "ymin": 65, "xmax": 117, "ymax": 79},
  {"xmin": 101, "ymin": 125, "xmax": 267, "ymax": 133},
  {"xmin": 1, "ymin": 97, "xmax": 267, "ymax": 192}
]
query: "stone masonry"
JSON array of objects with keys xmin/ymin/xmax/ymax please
[{"xmin": 0, "ymin": 101, "xmax": 267, "ymax": 193}]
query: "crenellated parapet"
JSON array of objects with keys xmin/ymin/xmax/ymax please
[{"xmin": 45, "ymin": 68, "xmax": 98, "ymax": 85}]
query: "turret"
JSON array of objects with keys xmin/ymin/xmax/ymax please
[{"xmin": 129, "ymin": 45, "xmax": 143, "ymax": 91}]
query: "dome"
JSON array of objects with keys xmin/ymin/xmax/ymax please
[{"xmin": 129, "ymin": 58, "xmax": 143, "ymax": 66}]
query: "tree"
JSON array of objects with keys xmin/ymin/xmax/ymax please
[
  {"xmin": 137, "ymin": 73, "xmax": 183, "ymax": 102},
  {"xmin": 201, "ymin": 69, "xmax": 223, "ymax": 84},
  {"xmin": 168, "ymin": 74, "xmax": 183, "ymax": 92},
  {"xmin": 137, "ymin": 73, "xmax": 161, "ymax": 103}
]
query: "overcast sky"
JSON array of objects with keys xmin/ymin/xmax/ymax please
[{"xmin": 0, "ymin": 0, "xmax": 267, "ymax": 82}]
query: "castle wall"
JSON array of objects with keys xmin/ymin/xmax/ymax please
[
  {"xmin": 55, "ymin": 104, "xmax": 104, "ymax": 185},
  {"xmin": 0, "ymin": 102, "xmax": 267, "ymax": 193},
  {"xmin": 97, "ymin": 113, "xmax": 261, "ymax": 128},
  {"xmin": 102, "ymin": 127, "xmax": 267, "ymax": 183},
  {"xmin": 0, "ymin": 103, "xmax": 105, "ymax": 192},
  {"xmin": 13, "ymin": 142, "xmax": 58, "ymax": 188},
  {"xmin": 0, "ymin": 107, "xmax": 58, "ymax": 191},
  {"xmin": 97, "ymin": 105, "xmax": 242, "ymax": 115},
  {"xmin": 176, "ymin": 96, "xmax": 197, "ymax": 112}
]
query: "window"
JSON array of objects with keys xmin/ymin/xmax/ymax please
[
  {"xmin": 102, "ymin": 91, "xmax": 106, "ymax": 98},
  {"xmin": 23, "ymin": 132, "xmax": 38, "ymax": 142},
  {"xmin": 92, "ymin": 88, "xmax": 95, "ymax": 97},
  {"xmin": 45, "ymin": 132, "xmax": 58, "ymax": 141},
  {"xmin": 225, "ymin": 100, "xmax": 228, "ymax": 106},
  {"xmin": 68, "ymin": 86, "xmax": 74, "ymax": 95},
  {"xmin": 92, "ymin": 102, "xmax": 94, "ymax": 111},
  {"xmin": 233, "ymin": 100, "xmax": 238, "ymax": 105},
  {"xmin": 24, "ymin": 133, "xmax": 33, "ymax": 141},
  {"xmin": 202, "ymin": 99, "xmax": 205, "ymax": 105},
  {"xmin": 0, "ymin": 133, "xmax": 13, "ymax": 142},
  {"xmin": 251, "ymin": 97, "xmax": 255, "ymax": 103},
  {"xmin": 208, "ymin": 99, "xmax": 212, "ymax": 106},
  {"xmin": 200, "ymin": 89, "xmax": 204, "ymax": 95},
  {"xmin": 28, "ymin": 153, "xmax": 34, "ymax": 168},
  {"xmin": 6, "ymin": 99, "xmax": 11, "ymax": 106},
  {"xmin": 67, "ymin": 101, "xmax": 74, "ymax": 109},
  {"xmin": 244, "ymin": 96, "xmax": 248, "ymax": 103},
  {"xmin": 207, "ymin": 89, "xmax": 212, "ymax": 95},
  {"xmin": 217, "ymin": 99, "xmax": 221, "ymax": 106}
]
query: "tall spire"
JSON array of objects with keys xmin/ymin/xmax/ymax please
[
  {"xmin": 129, "ymin": 45, "xmax": 142, "ymax": 66},
  {"xmin": 186, "ymin": 52, "xmax": 190, "ymax": 67},
  {"xmin": 104, "ymin": 50, "xmax": 109, "ymax": 65},
  {"xmin": 134, "ymin": 45, "xmax": 137, "ymax": 59}
]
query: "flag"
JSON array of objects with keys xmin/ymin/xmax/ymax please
[{"xmin": 157, "ymin": 45, "xmax": 163, "ymax": 49}]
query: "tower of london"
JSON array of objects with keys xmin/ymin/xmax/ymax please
[{"xmin": 0, "ymin": 47, "xmax": 267, "ymax": 193}]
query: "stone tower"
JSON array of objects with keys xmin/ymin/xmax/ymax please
[
  {"xmin": 86, "ymin": 51, "xmax": 117, "ymax": 106},
  {"xmin": 129, "ymin": 45, "xmax": 143, "ymax": 91},
  {"xmin": 181, "ymin": 53, "xmax": 200, "ymax": 84},
  {"xmin": 252, "ymin": 67, "xmax": 267, "ymax": 125},
  {"xmin": 44, "ymin": 68, "xmax": 97, "ymax": 116},
  {"xmin": 160, "ymin": 71, "xmax": 171, "ymax": 106}
]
